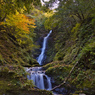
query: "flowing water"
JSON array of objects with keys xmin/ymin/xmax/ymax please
[
  {"xmin": 26, "ymin": 30, "xmax": 52, "ymax": 90},
  {"xmin": 26, "ymin": 30, "xmax": 73, "ymax": 94},
  {"xmin": 37, "ymin": 30, "xmax": 52, "ymax": 65},
  {"xmin": 26, "ymin": 67, "xmax": 52, "ymax": 90}
]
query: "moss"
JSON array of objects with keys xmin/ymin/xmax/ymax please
[
  {"xmin": 0, "ymin": 80, "xmax": 12, "ymax": 94},
  {"xmin": 77, "ymin": 40, "xmax": 95, "ymax": 69},
  {"xmin": 0, "ymin": 65, "xmax": 53, "ymax": 95},
  {"xmin": 54, "ymin": 49, "xmax": 65, "ymax": 61},
  {"xmin": 44, "ymin": 62, "xmax": 72, "ymax": 84},
  {"xmin": 0, "ymin": 80, "xmax": 52, "ymax": 95},
  {"xmin": 69, "ymin": 69, "xmax": 95, "ymax": 95}
]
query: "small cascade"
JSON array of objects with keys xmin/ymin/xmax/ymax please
[
  {"xmin": 37, "ymin": 30, "xmax": 52, "ymax": 65},
  {"xmin": 26, "ymin": 67, "xmax": 52, "ymax": 90}
]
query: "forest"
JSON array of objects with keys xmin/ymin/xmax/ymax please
[{"xmin": 0, "ymin": 0, "xmax": 95, "ymax": 95}]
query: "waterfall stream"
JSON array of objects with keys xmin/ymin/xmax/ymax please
[
  {"xmin": 26, "ymin": 67, "xmax": 52, "ymax": 90},
  {"xmin": 26, "ymin": 30, "xmax": 52, "ymax": 90},
  {"xmin": 37, "ymin": 30, "xmax": 52, "ymax": 65}
]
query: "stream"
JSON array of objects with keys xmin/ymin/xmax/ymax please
[
  {"xmin": 26, "ymin": 67, "xmax": 52, "ymax": 90},
  {"xmin": 37, "ymin": 30, "xmax": 52, "ymax": 65},
  {"xmin": 26, "ymin": 30, "xmax": 52, "ymax": 90},
  {"xmin": 26, "ymin": 30, "xmax": 71, "ymax": 95}
]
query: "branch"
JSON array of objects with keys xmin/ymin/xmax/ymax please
[{"xmin": 51, "ymin": 61, "xmax": 79, "ymax": 91}]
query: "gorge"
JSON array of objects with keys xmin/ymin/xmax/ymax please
[{"xmin": 0, "ymin": 0, "xmax": 95, "ymax": 95}]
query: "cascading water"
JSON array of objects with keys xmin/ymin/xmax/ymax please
[
  {"xmin": 26, "ymin": 30, "xmax": 52, "ymax": 90},
  {"xmin": 37, "ymin": 30, "xmax": 52, "ymax": 65},
  {"xmin": 26, "ymin": 67, "xmax": 52, "ymax": 90}
]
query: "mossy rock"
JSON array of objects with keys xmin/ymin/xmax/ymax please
[
  {"xmin": 32, "ymin": 58, "xmax": 39, "ymax": 66},
  {"xmin": 27, "ymin": 58, "xmax": 39, "ymax": 67},
  {"xmin": 44, "ymin": 61, "xmax": 72, "ymax": 84},
  {"xmin": 0, "ymin": 80, "xmax": 53, "ymax": 95}
]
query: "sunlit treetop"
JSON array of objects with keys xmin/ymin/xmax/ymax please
[{"xmin": 5, "ymin": 11, "xmax": 36, "ymax": 33}]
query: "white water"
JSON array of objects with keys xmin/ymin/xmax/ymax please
[
  {"xmin": 26, "ymin": 30, "xmax": 52, "ymax": 91},
  {"xmin": 37, "ymin": 30, "xmax": 52, "ymax": 65},
  {"xmin": 26, "ymin": 67, "xmax": 52, "ymax": 90}
]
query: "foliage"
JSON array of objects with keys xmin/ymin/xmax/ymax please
[
  {"xmin": 43, "ymin": 0, "xmax": 95, "ymax": 94},
  {"xmin": 44, "ymin": 0, "xmax": 95, "ymax": 31},
  {"xmin": 0, "ymin": 0, "xmax": 41, "ymax": 22},
  {"xmin": 30, "ymin": 8, "xmax": 53, "ymax": 34},
  {"xmin": 71, "ymin": 69, "xmax": 95, "ymax": 95},
  {"xmin": 5, "ymin": 12, "xmax": 36, "ymax": 32},
  {"xmin": 43, "ymin": 61, "xmax": 72, "ymax": 84},
  {"xmin": 44, "ymin": 14, "xmax": 58, "ymax": 30},
  {"xmin": 0, "ymin": 0, "xmax": 55, "ymax": 95},
  {"xmin": 1, "ymin": 12, "xmax": 35, "ymax": 45},
  {"xmin": 0, "ymin": 0, "xmax": 95, "ymax": 94}
]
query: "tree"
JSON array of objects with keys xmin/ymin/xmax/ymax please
[
  {"xmin": 44, "ymin": 0, "xmax": 95, "ymax": 32},
  {"xmin": 2, "ymin": 11, "xmax": 36, "ymax": 46},
  {"xmin": 0, "ymin": 0, "xmax": 41, "ymax": 22}
]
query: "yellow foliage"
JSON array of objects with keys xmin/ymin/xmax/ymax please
[
  {"xmin": 5, "ymin": 13, "xmax": 36, "ymax": 33},
  {"xmin": 1, "ymin": 12, "xmax": 36, "ymax": 45}
]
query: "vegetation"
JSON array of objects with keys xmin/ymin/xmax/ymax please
[
  {"xmin": 0, "ymin": 0, "xmax": 52, "ymax": 95},
  {"xmin": 43, "ymin": 0, "xmax": 95, "ymax": 95},
  {"xmin": 0, "ymin": 0, "xmax": 95, "ymax": 95}
]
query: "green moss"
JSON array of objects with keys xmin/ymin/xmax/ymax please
[
  {"xmin": 0, "ymin": 65, "xmax": 53, "ymax": 95},
  {"xmin": 0, "ymin": 79, "xmax": 52, "ymax": 95},
  {"xmin": 54, "ymin": 49, "xmax": 65, "ymax": 61},
  {"xmin": 69, "ymin": 69, "xmax": 95, "ymax": 95},
  {"xmin": 44, "ymin": 62, "xmax": 72, "ymax": 84}
]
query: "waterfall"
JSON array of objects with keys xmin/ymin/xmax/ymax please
[
  {"xmin": 26, "ymin": 67, "xmax": 52, "ymax": 90},
  {"xmin": 37, "ymin": 30, "xmax": 52, "ymax": 65},
  {"xmin": 26, "ymin": 30, "xmax": 52, "ymax": 91}
]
